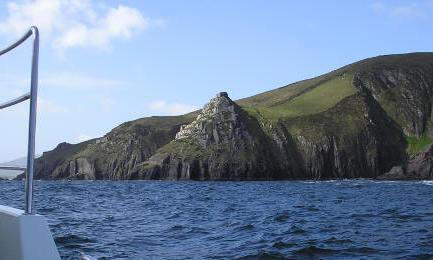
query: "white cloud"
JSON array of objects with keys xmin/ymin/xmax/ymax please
[
  {"xmin": 146, "ymin": 101, "xmax": 198, "ymax": 116},
  {"xmin": 0, "ymin": 0, "xmax": 152, "ymax": 51},
  {"xmin": 54, "ymin": 5, "xmax": 148, "ymax": 50}
]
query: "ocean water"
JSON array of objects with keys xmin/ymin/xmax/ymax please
[{"xmin": 1, "ymin": 180, "xmax": 433, "ymax": 259}]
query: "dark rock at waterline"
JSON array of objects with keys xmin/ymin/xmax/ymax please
[
  {"xmin": 407, "ymin": 144, "xmax": 433, "ymax": 179},
  {"xmin": 377, "ymin": 166, "xmax": 407, "ymax": 180},
  {"xmin": 379, "ymin": 144, "xmax": 433, "ymax": 180}
]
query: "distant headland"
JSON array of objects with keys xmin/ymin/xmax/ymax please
[{"xmin": 23, "ymin": 52, "xmax": 433, "ymax": 181}]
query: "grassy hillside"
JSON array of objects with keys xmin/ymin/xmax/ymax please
[{"xmin": 245, "ymin": 75, "xmax": 356, "ymax": 120}]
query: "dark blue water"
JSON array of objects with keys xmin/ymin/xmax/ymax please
[{"xmin": 1, "ymin": 180, "xmax": 433, "ymax": 259}]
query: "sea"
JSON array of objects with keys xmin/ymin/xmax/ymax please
[{"xmin": 1, "ymin": 180, "xmax": 433, "ymax": 259}]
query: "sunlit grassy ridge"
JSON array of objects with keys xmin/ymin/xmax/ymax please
[
  {"xmin": 247, "ymin": 75, "xmax": 356, "ymax": 119},
  {"xmin": 237, "ymin": 75, "xmax": 330, "ymax": 108}
]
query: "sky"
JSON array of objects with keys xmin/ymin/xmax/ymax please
[{"xmin": 0, "ymin": 0, "xmax": 432, "ymax": 161}]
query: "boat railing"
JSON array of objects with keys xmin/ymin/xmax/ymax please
[{"xmin": 0, "ymin": 26, "xmax": 39, "ymax": 215}]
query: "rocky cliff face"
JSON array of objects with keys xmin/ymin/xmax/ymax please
[
  {"xmin": 30, "ymin": 116, "xmax": 195, "ymax": 180},
  {"xmin": 28, "ymin": 53, "xmax": 433, "ymax": 180},
  {"xmin": 352, "ymin": 66, "xmax": 433, "ymax": 137},
  {"xmin": 132, "ymin": 89, "xmax": 406, "ymax": 180}
]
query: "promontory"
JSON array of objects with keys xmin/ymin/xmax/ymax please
[{"xmin": 26, "ymin": 52, "xmax": 433, "ymax": 180}]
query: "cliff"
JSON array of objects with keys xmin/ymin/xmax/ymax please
[
  {"xmin": 31, "ymin": 116, "xmax": 195, "ymax": 180},
  {"xmin": 27, "ymin": 52, "xmax": 433, "ymax": 180}
]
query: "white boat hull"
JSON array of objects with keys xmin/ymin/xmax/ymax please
[{"xmin": 0, "ymin": 205, "xmax": 60, "ymax": 260}]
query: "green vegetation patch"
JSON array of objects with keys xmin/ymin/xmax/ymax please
[
  {"xmin": 254, "ymin": 75, "xmax": 356, "ymax": 119},
  {"xmin": 158, "ymin": 138, "xmax": 216, "ymax": 159},
  {"xmin": 237, "ymin": 74, "xmax": 330, "ymax": 108},
  {"xmin": 281, "ymin": 94, "xmax": 367, "ymax": 141},
  {"xmin": 406, "ymin": 136, "xmax": 433, "ymax": 154}
]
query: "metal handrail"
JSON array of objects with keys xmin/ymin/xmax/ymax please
[
  {"xmin": 0, "ymin": 30, "xmax": 32, "ymax": 56},
  {"xmin": 0, "ymin": 26, "xmax": 39, "ymax": 214},
  {"xmin": 0, "ymin": 93, "xmax": 30, "ymax": 109}
]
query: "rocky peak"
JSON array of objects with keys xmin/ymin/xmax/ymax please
[
  {"xmin": 54, "ymin": 142, "xmax": 73, "ymax": 151},
  {"xmin": 175, "ymin": 92, "xmax": 251, "ymax": 147},
  {"xmin": 216, "ymin": 92, "xmax": 229, "ymax": 98}
]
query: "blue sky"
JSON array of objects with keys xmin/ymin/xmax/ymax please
[{"xmin": 0, "ymin": 0, "xmax": 432, "ymax": 161}]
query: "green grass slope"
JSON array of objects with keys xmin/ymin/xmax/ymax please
[
  {"xmin": 237, "ymin": 52, "xmax": 433, "ymax": 134},
  {"xmin": 246, "ymin": 75, "xmax": 356, "ymax": 120}
]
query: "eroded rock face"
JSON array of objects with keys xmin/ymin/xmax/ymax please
[
  {"xmin": 355, "ymin": 68, "xmax": 433, "ymax": 137},
  {"xmin": 175, "ymin": 92, "xmax": 251, "ymax": 146}
]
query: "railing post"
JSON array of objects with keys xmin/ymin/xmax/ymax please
[{"xmin": 25, "ymin": 26, "xmax": 39, "ymax": 215}]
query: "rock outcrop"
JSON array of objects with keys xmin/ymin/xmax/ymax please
[
  {"xmin": 407, "ymin": 144, "xmax": 433, "ymax": 179},
  {"xmin": 379, "ymin": 144, "xmax": 433, "ymax": 180},
  {"xmin": 130, "ymin": 92, "xmax": 301, "ymax": 180}
]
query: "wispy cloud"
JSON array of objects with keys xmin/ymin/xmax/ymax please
[
  {"xmin": 38, "ymin": 97, "xmax": 67, "ymax": 114},
  {"xmin": 0, "ymin": 72, "xmax": 124, "ymax": 91},
  {"xmin": 146, "ymin": 100, "xmax": 198, "ymax": 116},
  {"xmin": 0, "ymin": 96, "xmax": 66, "ymax": 118},
  {"xmin": 0, "ymin": 0, "xmax": 156, "ymax": 51},
  {"xmin": 371, "ymin": 1, "xmax": 431, "ymax": 19},
  {"xmin": 40, "ymin": 72, "xmax": 124, "ymax": 90}
]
